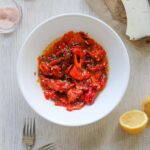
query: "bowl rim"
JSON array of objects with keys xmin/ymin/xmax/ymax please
[{"xmin": 17, "ymin": 13, "xmax": 130, "ymax": 126}]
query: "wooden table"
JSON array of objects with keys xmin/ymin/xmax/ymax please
[{"xmin": 0, "ymin": 0, "xmax": 150, "ymax": 149}]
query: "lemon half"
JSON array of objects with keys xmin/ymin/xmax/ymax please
[
  {"xmin": 119, "ymin": 110, "xmax": 148, "ymax": 134},
  {"xmin": 142, "ymin": 97, "xmax": 150, "ymax": 119}
]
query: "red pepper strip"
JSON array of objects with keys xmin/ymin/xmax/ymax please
[
  {"xmin": 87, "ymin": 50, "xmax": 94, "ymax": 57},
  {"xmin": 87, "ymin": 50, "xmax": 106, "ymax": 61},
  {"xmin": 88, "ymin": 63, "xmax": 106, "ymax": 72},
  {"xmin": 73, "ymin": 33, "xmax": 85, "ymax": 44},
  {"xmin": 72, "ymin": 47, "xmax": 85, "ymax": 69},
  {"xmin": 65, "ymin": 65, "xmax": 73, "ymax": 74},
  {"xmin": 49, "ymin": 57, "xmax": 63, "ymax": 66},
  {"xmin": 44, "ymin": 90, "xmax": 58, "ymax": 100},
  {"xmin": 82, "ymin": 89, "xmax": 98, "ymax": 105},
  {"xmin": 59, "ymin": 97, "xmax": 68, "ymax": 104},
  {"xmin": 51, "ymin": 65, "xmax": 64, "ymax": 78},
  {"xmin": 68, "ymin": 33, "xmax": 85, "ymax": 46},
  {"xmin": 74, "ymin": 54, "xmax": 82, "ymax": 68},
  {"xmin": 85, "ymin": 38, "xmax": 95, "ymax": 45},
  {"xmin": 41, "ymin": 77, "xmax": 74, "ymax": 92},
  {"xmin": 55, "ymin": 49, "xmax": 65, "ymax": 56},
  {"xmin": 67, "ymin": 88, "xmax": 83, "ymax": 103},
  {"xmin": 38, "ymin": 56, "xmax": 43, "ymax": 64},
  {"xmin": 39, "ymin": 63, "xmax": 52, "ymax": 76},
  {"xmin": 100, "ymin": 74, "xmax": 107, "ymax": 89},
  {"xmin": 91, "ymin": 72, "xmax": 102, "ymax": 83},
  {"xmin": 67, "ymin": 102, "xmax": 85, "ymax": 111},
  {"xmin": 69, "ymin": 66, "xmax": 90, "ymax": 81},
  {"xmin": 75, "ymin": 79, "xmax": 92, "ymax": 91},
  {"xmin": 63, "ymin": 31, "xmax": 74, "ymax": 42},
  {"xmin": 55, "ymin": 101, "xmax": 64, "ymax": 106},
  {"xmin": 72, "ymin": 47, "xmax": 84, "ymax": 57}
]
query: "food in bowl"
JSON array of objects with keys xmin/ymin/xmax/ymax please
[
  {"xmin": 38, "ymin": 31, "xmax": 108, "ymax": 111},
  {"xmin": 17, "ymin": 14, "xmax": 130, "ymax": 126}
]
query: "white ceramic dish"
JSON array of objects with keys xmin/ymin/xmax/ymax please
[{"xmin": 17, "ymin": 14, "xmax": 130, "ymax": 126}]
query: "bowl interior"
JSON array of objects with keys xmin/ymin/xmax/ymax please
[{"xmin": 17, "ymin": 14, "xmax": 130, "ymax": 126}]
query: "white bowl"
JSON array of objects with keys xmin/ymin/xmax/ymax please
[{"xmin": 17, "ymin": 14, "xmax": 130, "ymax": 126}]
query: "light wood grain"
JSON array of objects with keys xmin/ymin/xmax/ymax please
[{"xmin": 0, "ymin": 0, "xmax": 150, "ymax": 150}]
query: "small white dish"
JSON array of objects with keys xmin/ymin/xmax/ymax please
[
  {"xmin": 17, "ymin": 14, "xmax": 130, "ymax": 126},
  {"xmin": 0, "ymin": 0, "xmax": 22, "ymax": 33}
]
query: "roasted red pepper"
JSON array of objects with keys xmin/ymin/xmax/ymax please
[
  {"xmin": 87, "ymin": 49, "xmax": 106, "ymax": 61},
  {"xmin": 72, "ymin": 47, "xmax": 85, "ymax": 68},
  {"xmin": 41, "ymin": 77, "xmax": 74, "ymax": 92},
  {"xmin": 38, "ymin": 31, "xmax": 108, "ymax": 111},
  {"xmin": 69, "ymin": 66, "xmax": 90, "ymax": 81},
  {"xmin": 67, "ymin": 88, "xmax": 83, "ymax": 103}
]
